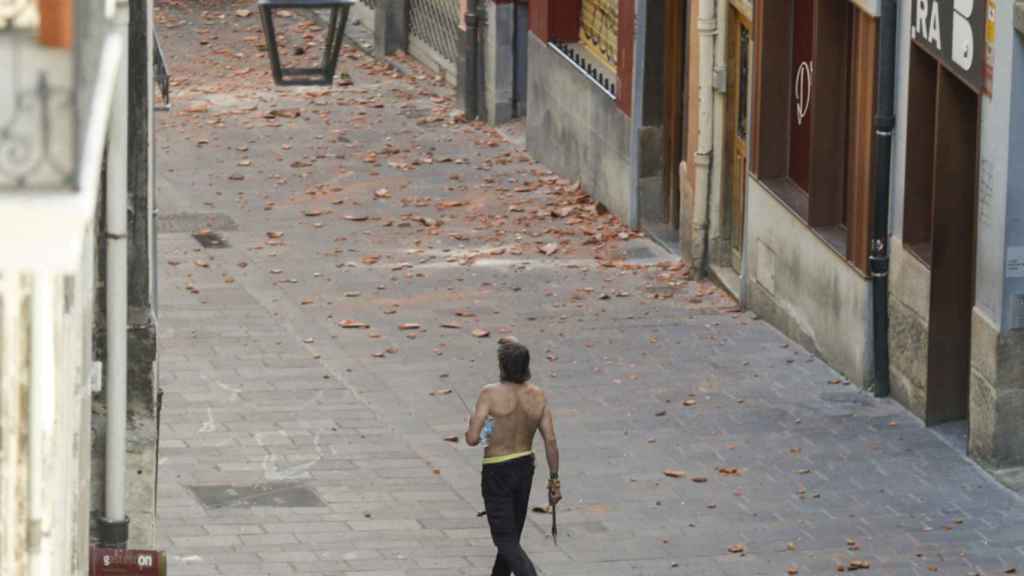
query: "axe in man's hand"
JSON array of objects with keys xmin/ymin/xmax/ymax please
[{"xmin": 551, "ymin": 501, "xmax": 558, "ymax": 545}]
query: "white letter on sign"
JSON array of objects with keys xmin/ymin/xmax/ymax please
[
  {"xmin": 952, "ymin": 0, "xmax": 975, "ymax": 70},
  {"xmin": 915, "ymin": 0, "xmax": 929, "ymax": 39},
  {"xmin": 954, "ymin": 0, "xmax": 974, "ymax": 17},
  {"xmin": 929, "ymin": 1, "xmax": 943, "ymax": 50}
]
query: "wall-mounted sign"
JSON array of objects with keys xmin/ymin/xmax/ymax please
[
  {"xmin": 90, "ymin": 547, "xmax": 166, "ymax": 576},
  {"xmin": 912, "ymin": 0, "xmax": 986, "ymax": 93},
  {"xmin": 1007, "ymin": 246, "xmax": 1024, "ymax": 278}
]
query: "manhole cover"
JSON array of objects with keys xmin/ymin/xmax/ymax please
[
  {"xmin": 189, "ymin": 483, "xmax": 324, "ymax": 509},
  {"xmin": 193, "ymin": 229, "xmax": 228, "ymax": 249}
]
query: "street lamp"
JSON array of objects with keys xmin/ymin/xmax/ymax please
[{"xmin": 258, "ymin": 0, "xmax": 354, "ymax": 86}]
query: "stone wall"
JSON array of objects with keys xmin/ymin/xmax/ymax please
[
  {"xmin": 887, "ymin": 238, "xmax": 930, "ymax": 420},
  {"xmin": 744, "ymin": 178, "xmax": 874, "ymax": 388},
  {"xmin": 970, "ymin": 309, "xmax": 1024, "ymax": 467},
  {"xmin": 526, "ymin": 33, "xmax": 633, "ymax": 223}
]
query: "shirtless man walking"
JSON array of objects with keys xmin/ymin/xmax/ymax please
[{"xmin": 466, "ymin": 339, "xmax": 561, "ymax": 576}]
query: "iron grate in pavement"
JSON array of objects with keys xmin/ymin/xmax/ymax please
[
  {"xmin": 188, "ymin": 483, "xmax": 325, "ymax": 509},
  {"xmin": 158, "ymin": 212, "xmax": 239, "ymax": 233}
]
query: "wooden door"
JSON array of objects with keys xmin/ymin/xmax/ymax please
[
  {"xmin": 725, "ymin": 10, "xmax": 752, "ymax": 272},
  {"xmin": 662, "ymin": 0, "xmax": 686, "ymax": 231},
  {"xmin": 925, "ymin": 68, "xmax": 979, "ymax": 425}
]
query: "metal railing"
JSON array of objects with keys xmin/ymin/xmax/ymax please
[
  {"xmin": 550, "ymin": 41, "xmax": 617, "ymax": 99},
  {"xmin": 408, "ymin": 0, "xmax": 459, "ymax": 66}
]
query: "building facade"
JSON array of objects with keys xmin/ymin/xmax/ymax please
[
  {"xmin": 890, "ymin": 0, "xmax": 1024, "ymax": 467},
  {"xmin": 0, "ymin": 1, "xmax": 160, "ymax": 573},
  {"xmin": 741, "ymin": 0, "xmax": 883, "ymax": 388},
  {"xmin": 522, "ymin": 0, "xmax": 1024, "ymax": 474}
]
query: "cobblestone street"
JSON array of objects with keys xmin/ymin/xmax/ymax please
[{"xmin": 155, "ymin": 3, "xmax": 1024, "ymax": 575}]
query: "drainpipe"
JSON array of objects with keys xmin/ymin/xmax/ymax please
[
  {"xmin": 463, "ymin": 0, "xmax": 480, "ymax": 120},
  {"xmin": 627, "ymin": 0, "xmax": 647, "ymax": 230},
  {"xmin": 691, "ymin": 0, "xmax": 717, "ymax": 275},
  {"xmin": 870, "ymin": 0, "xmax": 897, "ymax": 397},
  {"xmin": 100, "ymin": 14, "xmax": 130, "ymax": 548}
]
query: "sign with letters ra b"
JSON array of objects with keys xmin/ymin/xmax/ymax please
[
  {"xmin": 912, "ymin": 0, "xmax": 986, "ymax": 93},
  {"xmin": 90, "ymin": 547, "xmax": 167, "ymax": 576}
]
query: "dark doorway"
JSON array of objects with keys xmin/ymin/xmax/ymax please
[
  {"xmin": 513, "ymin": 0, "xmax": 528, "ymax": 117},
  {"xmin": 925, "ymin": 66, "xmax": 979, "ymax": 424},
  {"xmin": 905, "ymin": 44, "xmax": 980, "ymax": 425},
  {"xmin": 641, "ymin": 0, "xmax": 687, "ymax": 249}
]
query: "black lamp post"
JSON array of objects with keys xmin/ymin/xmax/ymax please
[{"xmin": 258, "ymin": 0, "xmax": 354, "ymax": 86}]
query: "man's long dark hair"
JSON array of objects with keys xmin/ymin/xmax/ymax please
[{"xmin": 498, "ymin": 341, "xmax": 531, "ymax": 384}]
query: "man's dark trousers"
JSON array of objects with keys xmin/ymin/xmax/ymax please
[{"xmin": 482, "ymin": 454, "xmax": 538, "ymax": 576}]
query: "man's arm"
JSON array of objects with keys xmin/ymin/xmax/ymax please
[
  {"xmin": 465, "ymin": 388, "xmax": 490, "ymax": 446},
  {"xmin": 538, "ymin": 401, "xmax": 562, "ymax": 505},
  {"xmin": 538, "ymin": 402, "xmax": 559, "ymax": 475}
]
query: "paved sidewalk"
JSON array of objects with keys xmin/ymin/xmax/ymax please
[{"xmin": 154, "ymin": 3, "xmax": 1024, "ymax": 575}]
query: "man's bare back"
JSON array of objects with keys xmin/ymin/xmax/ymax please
[{"xmin": 479, "ymin": 382, "xmax": 546, "ymax": 459}]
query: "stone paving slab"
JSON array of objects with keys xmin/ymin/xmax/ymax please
[{"xmin": 155, "ymin": 2, "xmax": 1024, "ymax": 575}]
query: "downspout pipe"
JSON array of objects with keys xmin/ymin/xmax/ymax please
[
  {"xmin": 463, "ymin": 0, "xmax": 480, "ymax": 120},
  {"xmin": 691, "ymin": 0, "xmax": 717, "ymax": 275},
  {"xmin": 870, "ymin": 0, "xmax": 897, "ymax": 397},
  {"xmin": 627, "ymin": 0, "xmax": 647, "ymax": 230},
  {"xmin": 99, "ymin": 17, "xmax": 131, "ymax": 548}
]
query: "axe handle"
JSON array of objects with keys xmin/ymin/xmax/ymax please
[{"xmin": 551, "ymin": 504, "xmax": 558, "ymax": 544}]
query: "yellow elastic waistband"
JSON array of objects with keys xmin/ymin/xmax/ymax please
[{"xmin": 482, "ymin": 450, "xmax": 534, "ymax": 465}]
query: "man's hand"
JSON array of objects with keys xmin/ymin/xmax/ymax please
[{"xmin": 548, "ymin": 480, "xmax": 562, "ymax": 506}]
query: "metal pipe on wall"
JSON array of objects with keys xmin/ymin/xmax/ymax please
[
  {"xmin": 101, "ymin": 12, "xmax": 130, "ymax": 547},
  {"xmin": 871, "ymin": 0, "xmax": 897, "ymax": 397},
  {"xmin": 627, "ymin": 0, "xmax": 647, "ymax": 230},
  {"xmin": 463, "ymin": 0, "xmax": 480, "ymax": 120},
  {"xmin": 691, "ymin": 0, "xmax": 717, "ymax": 274}
]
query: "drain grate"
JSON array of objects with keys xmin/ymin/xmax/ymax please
[
  {"xmin": 159, "ymin": 212, "xmax": 239, "ymax": 233},
  {"xmin": 189, "ymin": 483, "xmax": 325, "ymax": 509},
  {"xmin": 193, "ymin": 229, "xmax": 228, "ymax": 249}
]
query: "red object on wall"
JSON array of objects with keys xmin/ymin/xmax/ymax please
[
  {"xmin": 616, "ymin": 0, "xmax": 634, "ymax": 115},
  {"xmin": 529, "ymin": 0, "xmax": 581, "ymax": 43},
  {"xmin": 38, "ymin": 0, "xmax": 74, "ymax": 49}
]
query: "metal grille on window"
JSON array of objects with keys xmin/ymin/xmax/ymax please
[
  {"xmin": 737, "ymin": 25, "xmax": 750, "ymax": 140},
  {"xmin": 408, "ymin": 0, "xmax": 460, "ymax": 66},
  {"xmin": 1, "ymin": 0, "xmax": 80, "ymax": 192},
  {"xmin": 579, "ymin": 0, "xmax": 618, "ymax": 70}
]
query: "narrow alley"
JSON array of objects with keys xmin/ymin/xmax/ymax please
[{"xmin": 153, "ymin": 3, "xmax": 1024, "ymax": 575}]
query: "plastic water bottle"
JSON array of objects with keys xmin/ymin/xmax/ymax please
[{"xmin": 480, "ymin": 417, "xmax": 495, "ymax": 448}]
